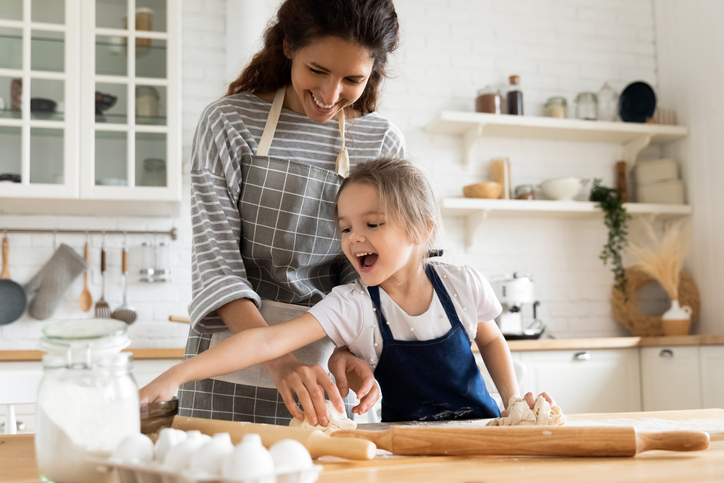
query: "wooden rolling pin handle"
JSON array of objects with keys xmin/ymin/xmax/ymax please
[
  {"xmin": 636, "ymin": 431, "xmax": 710, "ymax": 454},
  {"xmin": 307, "ymin": 431, "xmax": 377, "ymax": 460},
  {"xmin": 169, "ymin": 315, "xmax": 191, "ymax": 323}
]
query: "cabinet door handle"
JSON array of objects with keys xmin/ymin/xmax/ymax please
[
  {"xmin": 573, "ymin": 351, "xmax": 591, "ymax": 361},
  {"xmin": 659, "ymin": 349, "xmax": 674, "ymax": 358}
]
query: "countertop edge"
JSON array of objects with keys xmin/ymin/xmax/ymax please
[{"xmin": 2, "ymin": 335, "xmax": 724, "ymax": 361}]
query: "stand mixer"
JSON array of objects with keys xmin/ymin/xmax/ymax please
[{"xmin": 492, "ymin": 273, "xmax": 545, "ymax": 339}]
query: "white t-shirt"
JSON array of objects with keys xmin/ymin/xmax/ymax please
[{"xmin": 308, "ymin": 262, "xmax": 502, "ymax": 370}]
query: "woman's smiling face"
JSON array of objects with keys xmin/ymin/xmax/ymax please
[
  {"xmin": 337, "ymin": 182, "xmax": 420, "ymax": 288},
  {"xmin": 285, "ymin": 36, "xmax": 374, "ymax": 122}
]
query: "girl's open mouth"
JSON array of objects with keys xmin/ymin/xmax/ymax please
[{"xmin": 356, "ymin": 252, "xmax": 378, "ymax": 273}]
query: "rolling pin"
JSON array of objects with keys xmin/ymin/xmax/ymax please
[
  {"xmin": 331, "ymin": 425, "xmax": 710, "ymax": 457},
  {"xmin": 173, "ymin": 416, "xmax": 376, "ymax": 460},
  {"xmin": 169, "ymin": 315, "xmax": 190, "ymax": 323}
]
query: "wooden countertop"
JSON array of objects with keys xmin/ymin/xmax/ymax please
[
  {"xmin": 2, "ymin": 409, "xmax": 723, "ymax": 483},
  {"xmin": 2, "ymin": 335, "xmax": 723, "ymax": 361}
]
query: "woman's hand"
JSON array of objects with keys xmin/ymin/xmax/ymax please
[
  {"xmin": 265, "ymin": 355, "xmax": 344, "ymax": 427},
  {"xmin": 139, "ymin": 369, "xmax": 182, "ymax": 404},
  {"xmin": 328, "ymin": 347, "xmax": 380, "ymax": 415},
  {"xmin": 500, "ymin": 391, "xmax": 555, "ymax": 417}
]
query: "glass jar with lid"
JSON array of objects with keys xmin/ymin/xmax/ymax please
[
  {"xmin": 544, "ymin": 96, "xmax": 568, "ymax": 118},
  {"xmin": 35, "ymin": 319, "xmax": 139, "ymax": 483},
  {"xmin": 575, "ymin": 92, "xmax": 599, "ymax": 120},
  {"xmin": 475, "ymin": 85, "xmax": 503, "ymax": 114}
]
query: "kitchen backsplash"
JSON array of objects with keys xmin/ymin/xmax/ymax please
[{"xmin": 1, "ymin": 0, "xmax": 669, "ymax": 349}]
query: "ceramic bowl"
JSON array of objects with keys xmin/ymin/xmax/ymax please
[
  {"xmin": 539, "ymin": 177, "xmax": 589, "ymax": 201},
  {"xmin": 463, "ymin": 181, "xmax": 502, "ymax": 199}
]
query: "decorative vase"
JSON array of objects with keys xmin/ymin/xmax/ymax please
[{"xmin": 661, "ymin": 299, "xmax": 693, "ymax": 336}]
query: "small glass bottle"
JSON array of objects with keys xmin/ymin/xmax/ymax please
[
  {"xmin": 35, "ymin": 319, "xmax": 139, "ymax": 483},
  {"xmin": 139, "ymin": 240, "xmax": 155, "ymax": 282},
  {"xmin": 507, "ymin": 75, "xmax": 523, "ymax": 115},
  {"xmin": 544, "ymin": 96, "xmax": 568, "ymax": 118},
  {"xmin": 154, "ymin": 241, "xmax": 172, "ymax": 282},
  {"xmin": 475, "ymin": 86, "xmax": 503, "ymax": 114},
  {"xmin": 575, "ymin": 92, "xmax": 598, "ymax": 120}
]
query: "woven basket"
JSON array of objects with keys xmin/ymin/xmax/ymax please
[{"xmin": 611, "ymin": 266, "xmax": 700, "ymax": 336}]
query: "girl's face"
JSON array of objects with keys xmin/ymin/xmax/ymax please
[
  {"xmin": 285, "ymin": 36, "xmax": 374, "ymax": 123},
  {"xmin": 337, "ymin": 183, "xmax": 422, "ymax": 288}
]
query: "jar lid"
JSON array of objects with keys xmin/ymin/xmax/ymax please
[
  {"xmin": 40, "ymin": 319, "xmax": 130, "ymax": 355},
  {"xmin": 545, "ymin": 96, "xmax": 567, "ymax": 106},
  {"xmin": 476, "ymin": 86, "xmax": 499, "ymax": 96},
  {"xmin": 509, "ymin": 75, "xmax": 520, "ymax": 85},
  {"xmin": 575, "ymin": 92, "xmax": 598, "ymax": 102},
  {"xmin": 136, "ymin": 85, "xmax": 160, "ymax": 99}
]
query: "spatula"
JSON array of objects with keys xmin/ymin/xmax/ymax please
[
  {"xmin": 331, "ymin": 425, "xmax": 710, "ymax": 457},
  {"xmin": 94, "ymin": 242, "xmax": 111, "ymax": 318},
  {"xmin": 111, "ymin": 244, "xmax": 137, "ymax": 324},
  {"xmin": 79, "ymin": 242, "xmax": 93, "ymax": 312}
]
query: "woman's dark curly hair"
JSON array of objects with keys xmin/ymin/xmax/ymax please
[{"xmin": 225, "ymin": 0, "xmax": 399, "ymax": 115}]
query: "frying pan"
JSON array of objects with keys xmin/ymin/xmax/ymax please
[{"xmin": 0, "ymin": 236, "xmax": 28, "ymax": 325}]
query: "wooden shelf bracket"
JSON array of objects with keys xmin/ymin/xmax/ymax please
[
  {"xmin": 465, "ymin": 210, "xmax": 489, "ymax": 250},
  {"xmin": 462, "ymin": 124, "xmax": 485, "ymax": 168},
  {"xmin": 622, "ymin": 135, "xmax": 652, "ymax": 172}
]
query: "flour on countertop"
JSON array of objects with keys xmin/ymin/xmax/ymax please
[{"xmin": 565, "ymin": 418, "xmax": 724, "ymax": 440}]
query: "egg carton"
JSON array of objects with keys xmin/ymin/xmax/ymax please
[{"xmin": 92, "ymin": 458, "xmax": 323, "ymax": 483}]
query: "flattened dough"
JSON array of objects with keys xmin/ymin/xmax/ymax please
[
  {"xmin": 487, "ymin": 395, "xmax": 566, "ymax": 426},
  {"xmin": 288, "ymin": 400, "xmax": 357, "ymax": 434}
]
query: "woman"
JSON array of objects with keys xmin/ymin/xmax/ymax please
[{"xmin": 179, "ymin": 0, "xmax": 404, "ymax": 427}]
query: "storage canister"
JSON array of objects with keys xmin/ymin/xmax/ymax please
[
  {"xmin": 544, "ymin": 96, "xmax": 567, "ymax": 118},
  {"xmin": 475, "ymin": 86, "xmax": 503, "ymax": 114},
  {"xmin": 514, "ymin": 184, "xmax": 535, "ymax": 200},
  {"xmin": 35, "ymin": 319, "xmax": 140, "ymax": 483},
  {"xmin": 575, "ymin": 92, "xmax": 598, "ymax": 120}
]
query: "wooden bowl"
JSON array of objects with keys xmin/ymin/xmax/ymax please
[{"xmin": 463, "ymin": 181, "xmax": 502, "ymax": 199}]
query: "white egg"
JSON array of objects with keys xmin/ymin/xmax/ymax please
[
  {"xmin": 154, "ymin": 428, "xmax": 188, "ymax": 462},
  {"xmin": 222, "ymin": 434, "xmax": 275, "ymax": 482},
  {"xmin": 112, "ymin": 433, "xmax": 154, "ymax": 463},
  {"xmin": 269, "ymin": 439, "xmax": 313, "ymax": 472},
  {"xmin": 189, "ymin": 432, "xmax": 234, "ymax": 475},
  {"xmin": 163, "ymin": 431, "xmax": 211, "ymax": 471}
]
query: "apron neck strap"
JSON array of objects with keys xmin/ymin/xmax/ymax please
[
  {"xmin": 257, "ymin": 86, "xmax": 350, "ymax": 177},
  {"xmin": 335, "ymin": 109, "xmax": 349, "ymax": 177},
  {"xmin": 257, "ymin": 86, "xmax": 286, "ymax": 157}
]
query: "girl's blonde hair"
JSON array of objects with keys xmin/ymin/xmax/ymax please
[{"xmin": 335, "ymin": 157, "xmax": 441, "ymax": 257}]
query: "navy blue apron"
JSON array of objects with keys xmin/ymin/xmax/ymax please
[{"xmin": 370, "ymin": 264, "xmax": 501, "ymax": 422}]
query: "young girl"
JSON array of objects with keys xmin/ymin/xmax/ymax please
[{"xmin": 142, "ymin": 158, "xmax": 545, "ymax": 422}]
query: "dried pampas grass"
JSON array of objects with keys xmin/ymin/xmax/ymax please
[{"xmin": 627, "ymin": 218, "xmax": 690, "ymax": 299}]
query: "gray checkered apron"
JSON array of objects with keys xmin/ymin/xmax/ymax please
[{"xmin": 178, "ymin": 87, "xmax": 356, "ymax": 424}]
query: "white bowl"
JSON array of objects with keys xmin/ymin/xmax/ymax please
[{"xmin": 539, "ymin": 177, "xmax": 589, "ymax": 201}]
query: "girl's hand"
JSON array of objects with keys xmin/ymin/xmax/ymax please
[
  {"xmin": 328, "ymin": 347, "xmax": 380, "ymax": 415},
  {"xmin": 266, "ymin": 356, "xmax": 344, "ymax": 427},
  {"xmin": 139, "ymin": 370, "xmax": 182, "ymax": 404},
  {"xmin": 500, "ymin": 391, "xmax": 556, "ymax": 417}
]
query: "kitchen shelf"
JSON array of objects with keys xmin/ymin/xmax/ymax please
[
  {"xmin": 441, "ymin": 197, "xmax": 692, "ymax": 250},
  {"xmin": 426, "ymin": 111, "xmax": 689, "ymax": 167}
]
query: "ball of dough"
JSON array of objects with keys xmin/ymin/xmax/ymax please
[
  {"xmin": 288, "ymin": 400, "xmax": 356, "ymax": 434},
  {"xmin": 487, "ymin": 395, "xmax": 566, "ymax": 427}
]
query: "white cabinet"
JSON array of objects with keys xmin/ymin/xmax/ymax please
[
  {"xmin": 640, "ymin": 346, "xmax": 701, "ymax": 411},
  {"xmin": 0, "ymin": 0, "xmax": 181, "ymax": 214},
  {"xmin": 517, "ymin": 349, "xmax": 641, "ymax": 414},
  {"xmin": 700, "ymin": 346, "xmax": 724, "ymax": 409}
]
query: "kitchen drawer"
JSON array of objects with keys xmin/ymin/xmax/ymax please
[{"xmin": 518, "ymin": 348, "xmax": 641, "ymax": 414}]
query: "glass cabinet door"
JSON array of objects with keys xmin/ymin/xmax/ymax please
[
  {"xmin": 85, "ymin": 0, "xmax": 178, "ymax": 199},
  {"xmin": 0, "ymin": 0, "xmax": 80, "ymax": 198}
]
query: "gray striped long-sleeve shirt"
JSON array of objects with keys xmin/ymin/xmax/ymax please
[{"xmin": 188, "ymin": 92, "xmax": 405, "ymax": 332}]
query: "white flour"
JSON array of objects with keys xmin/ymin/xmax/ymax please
[{"xmin": 35, "ymin": 378, "xmax": 139, "ymax": 483}]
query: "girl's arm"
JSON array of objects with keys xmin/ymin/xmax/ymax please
[
  {"xmin": 218, "ymin": 299, "xmax": 345, "ymax": 425},
  {"xmin": 140, "ymin": 314, "xmax": 328, "ymax": 404},
  {"xmin": 474, "ymin": 320, "xmax": 519, "ymax": 407}
]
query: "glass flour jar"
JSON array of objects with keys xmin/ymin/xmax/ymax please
[{"xmin": 35, "ymin": 319, "xmax": 139, "ymax": 483}]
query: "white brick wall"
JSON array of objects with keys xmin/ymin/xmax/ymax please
[
  {"xmin": 1, "ymin": 0, "xmax": 677, "ymax": 349},
  {"xmin": 379, "ymin": 0, "xmax": 663, "ymax": 338}
]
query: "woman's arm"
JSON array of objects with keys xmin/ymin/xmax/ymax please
[
  {"xmin": 474, "ymin": 320, "xmax": 519, "ymax": 407},
  {"xmin": 219, "ymin": 299, "xmax": 345, "ymax": 425},
  {"xmin": 141, "ymin": 314, "xmax": 327, "ymax": 404}
]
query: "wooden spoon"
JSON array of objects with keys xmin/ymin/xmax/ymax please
[{"xmin": 79, "ymin": 242, "xmax": 93, "ymax": 312}]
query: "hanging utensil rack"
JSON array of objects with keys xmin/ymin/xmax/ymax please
[{"xmin": 0, "ymin": 227, "xmax": 178, "ymax": 241}]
